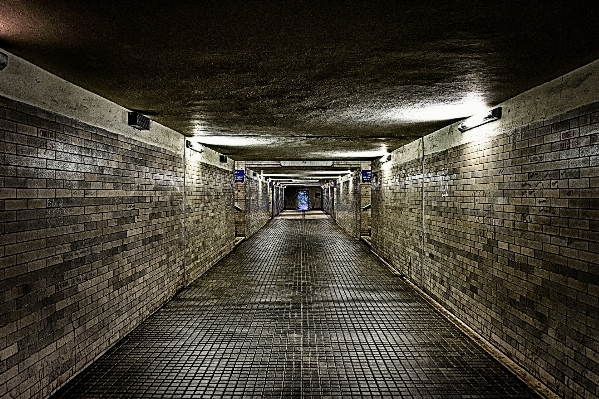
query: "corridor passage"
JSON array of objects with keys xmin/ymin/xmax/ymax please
[{"xmin": 51, "ymin": 211, "xmax": 541, "ymax": 398}]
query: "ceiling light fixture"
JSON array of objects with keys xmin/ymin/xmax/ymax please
[
  {"xmin": 262, "ymin": 171, "xmax": 351, "ymax": 177},
  {"xmin": 186, "ymin": 140, "xmax": 204, "ymax": 153},
  {"xmin": 280, "ymin": 161, "xmax": 333, "ymax": 167},
  {"xmin": 195, "ymin": 136, "xmax": 274, "ymax": 147},
  {"xmin": 0, "ymin": 52, "xmax": 8, "ymax": 70},
  {"xmin": 458, "ymin": 107, "xmax": 502, "ymax": 132}
]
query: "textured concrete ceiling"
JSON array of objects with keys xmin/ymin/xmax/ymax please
[{"xmin": 2, "ymin": 1, "xmax": 599, "ymax": 160}]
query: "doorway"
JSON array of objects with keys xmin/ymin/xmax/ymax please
[{"xmin": 297, "ymin": 190, "xmax": 309, "ymax": 211}]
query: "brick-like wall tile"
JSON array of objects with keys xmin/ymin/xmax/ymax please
[
  {"xmin": 371, "ymin": 104, "xmax": 599, "ymax": 399},
  {"xmin": 185, "ymin": 152, "xmax": 235, "ymax": 282},
  {"xmin": 372, "ymin": 157, "xmax": 425, "ymax": 283},
  {"xmin": 322, "ymin": 184, "xmax": 334, "ymax": 216},
  {"xmin": 272, "ymin": 186, "xmax": 284, "ymax": 216},
  {"xmin": 243, "ymin": 170, "xmax": 271, "ymax": 237},
  {"xmin": 334, "ymin": 171, "xmax": 361, "ymax": 239},
  {"xmin": 360, "ymin": 181, "xmax": 371, "ymax": 235},
  {"xmin": 0, "ymin": 96, "xmax": 236, "ymax": 399}
]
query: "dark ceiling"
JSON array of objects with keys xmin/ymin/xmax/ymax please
[{"xmin": 2, "ymin": 1, "xmax": 599, "ymax": 160}]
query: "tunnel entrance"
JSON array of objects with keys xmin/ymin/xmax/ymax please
[{"xmin": 297, "ymin": 190, "xmax": 309, "ymax": 210}]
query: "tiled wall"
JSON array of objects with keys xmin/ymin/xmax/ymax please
[
  {"xmin": 244, "ymin": 170, "xmax": 271, "ymax": 237},
  {"xmin": 234, "ymin": 172, "xmax": 246, "ymax": 237},
  {"xmin": 0, "ymin": 96, "xmax": 235, "ymax": 399},
  {"xmin": 184, "ymin": 151, "xmax": 235, "ymax": 282},
  {"xmin": 322, "ymin": 184, "xmax": 334, "ymax": 216},
  {"xmin": 372, "ymin": 103, "xmax": 599, "ymax": 399},
  {"xmin": 360, "ymin": 181, "xmax": 371, "ymax": 235},
  {"xmin": 372, "ymin": 154, "xmax": 424, "ymax": 284},
  {"xmin": 272, "ymin": 185, "xmax": 284, "ymax": 216},
  {"xmin": 335, "ymin": 171, "xmax": 361, "ymax": 239},
  {"xmin": 234, "ymin": 168, "xmax": 272, "ymax": 238}
]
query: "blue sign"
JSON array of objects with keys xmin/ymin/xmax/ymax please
[
  {"xmin": 361, "ymin": 170, "xmax": 372, "ymax": 183},
  {"xmin": 234, "ymin": 169, "xmax": 245, "ymax": 183}
]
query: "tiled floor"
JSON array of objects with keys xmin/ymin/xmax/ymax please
[{"xmin": 51, "ymin": 210, "xmax": 541, "ymax": 398}]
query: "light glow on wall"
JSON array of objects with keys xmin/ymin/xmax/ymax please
[{"xmin": 379, "ymin": 152, "xmax": 394, "ymax": 174}]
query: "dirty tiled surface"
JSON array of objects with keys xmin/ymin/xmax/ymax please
[{"xmin": 51, "ymin": 211, "xmax": 541, "ymax": 398}]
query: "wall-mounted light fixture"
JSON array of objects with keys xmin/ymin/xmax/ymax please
[
  {"xmin": 380, "ymin": 154, "xmax": 391, "ymax": 163},
  {"xmin": 186, "ymin": 140, "xmax": 204, "ymax": 153},
  {"xmin": 0, "ymin": 52, "xmax": 8, "ymax": 71},
  {"xmin": 458, "ymin": 107, "xmax": 502, "ymax": 132},
  {"xmin": 128, "ymin": 111, "xmax": 150, "ymax": 130}
]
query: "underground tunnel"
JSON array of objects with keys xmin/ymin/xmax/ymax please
[{"xmin": 0, "ymin": 2, "xmax": 598, "ymax": 398}]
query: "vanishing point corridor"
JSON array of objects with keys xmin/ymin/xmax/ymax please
[{"xmin": 50, "ymin": 211, "xmax": 540, "ymax": 398}]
